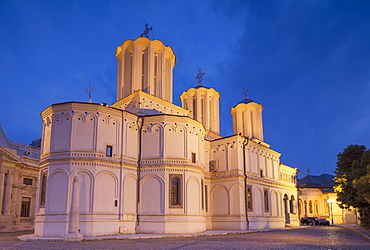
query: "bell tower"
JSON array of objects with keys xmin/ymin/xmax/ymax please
[
  {"xmin": 115, "ymin": 36, "xmax": 176, "ymax": 103},
  {"xmin": 230, "ymin": 92, "xmax": 264, "ymax": 141},
  {"xmin": 180, "ymin": 70, "xmax": 220, "ymax": 134}
]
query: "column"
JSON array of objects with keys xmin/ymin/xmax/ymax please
[
  {"xmin": 3, "ymin": 173, "xmax": 12, "ymax": 215},
  {"xmin": 63, "ymin": 175, "xmax": 83, "ymax": 241}
]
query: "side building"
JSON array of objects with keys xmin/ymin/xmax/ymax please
[
  {"xmin": 0, "ymin": 126, "xmax": 41, "ymax": 231},
  {"xmin": 298, "ymin": 173, "xmax": 358, "ymax": 224},
  {"xmin": 34, "ymin": 36, "xmax": 299, "ymax": 239}
]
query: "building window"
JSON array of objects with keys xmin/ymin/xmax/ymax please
[
  {"xmin": 290, "ymin": 195, "xmax": 295, "ymax": 213},
  {"xmin": 141, "ymin": 52, "xmax": 145, "ymax": 90},
  {"xmin": 106, "ymin": 145, "xmax": 113, "ymax": 157},
  {"xmin": 314, "ymin": 200, "xmax": 318, "ymax": 214},
  {"xmin": 40, "ymin": 172, "xmax": 47, "ymax": 206},
  {"xmin": 260, "ymin": 169, "xmax": 263, "ymax": 178},
  {"xmin": 304, "ymin": 200, "xmax": 307, "ymax": 214},
  {"xmin": 192, "ymin": 96, "xmax": 197, "ymax": 119},
  {"xmin": 21, "ymin": 197, "xmax": 31, "ymax": 217},
  {"xmin": 154, "ymin": 55, "xmax": 158, "ymax": 81},
  {"xmin": 23, "ymin": 178, "xmax": 33, "ymax": 186},
  {"xmin": 205, "ymin": 185, "xmax": 208, "ymax": 212},
  {"xmin": 191, "ymin": 152, "xmax": 196, "ymax": 163},
  {"xmin": 264, "ymin": 189, "xmax": 269, "ymax": 212},
  {"xmin": 201, "ymin": 179, "xmax": 204, "ymax": 210},
  {"xmin": 247, "ymin": 186, "xmax": 252, "ymax": 210},
  {"xmin": 309, "ymin": 200, "xmax": 313, "ymax": 213},
  {"xmin": 170, "ymin": 175, "xmax": 182, "ymax": 207}
]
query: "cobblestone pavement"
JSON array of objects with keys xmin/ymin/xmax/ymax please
[{"xmin": 1, "ymin": 226, "xmax": 369, "ymax": 250}]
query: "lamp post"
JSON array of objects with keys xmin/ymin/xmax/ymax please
[{"xmin": 327, "ymin": 199, "xmax": 335, "ymax": 225}]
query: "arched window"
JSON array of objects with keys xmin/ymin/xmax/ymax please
[
  {"xmin": 264, "ymin": 189, "xmax": 269, "ymax": 212},
  {"xmin": 309, "ymin": 200, "xmax": 313, "ymax": 213},
  {"xmin": 247, "ymin": 186, "xmax": 252, "ymax": 210},
  {"xmin": 314, "ymin": 200, "xmax": 318, "ymax": 214},
  {"xmin": 170, "ymin": 175, "xmax": 182, "ymax": 207},
  {"xmin": 290, "ymin": 195, "xmax": 295, "ymax": 214},
  {"xmin": 304, "ymin": 200, "xmax": 307, "ymax": 213}
]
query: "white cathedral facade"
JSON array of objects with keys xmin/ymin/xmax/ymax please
[{"xmin": 34, "ymin": 36, "xmax": 299, "ymax": 239}]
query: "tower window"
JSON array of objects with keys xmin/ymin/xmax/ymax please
[
  {"xmin": 260, "ymin": 169, "xmax": 263, "ymax": 178},
  {"xmin": 170, "ymin": 175, "xmax": 182, "ymax": 207},
  {"xmin": 106, "ymin": 146, "xmax": 113, "ymax": 157},
  {"xmin": 247, "ymin": 186, "xmax": 252, "ymax": 210},
  {"xmin": 201, "ymin": 179, "xmax": 204, "ymax": 210},
  {"xmin": 40, "ymin": 172, "xmax": 47, "ymax": 206},
  {"xmin": 264, "ymin": 189, "xmax": 269, "ymax": 212},
  {"xmin": 192, "ymin": 96, "xmax": 197, "ymax": 119},
  {"xmin": 191, "ymin": 152, "xmax": 196, "ymax": 163},
  {"xmin": 141, "ymin": 52, "xmax": 145, "ymax": 91},
  {"xmin": 154, "ymin": 55, "xmax": 158, "ymax": 96}
]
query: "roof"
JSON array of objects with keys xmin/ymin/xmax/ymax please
[
  {"xmin": 238, "ymin": 97, "xmax": 255, "ymax": 104},
  {"xmin": 0, "ymin": 125, "xmax": 11, "ymax": 148},
  {"xmin": 193, "ymin": 84, "xmax": 211, "ymax": 89},
  {"xmin": 298, "ymin": 173, "xmax": 334, "ymax": 190}
]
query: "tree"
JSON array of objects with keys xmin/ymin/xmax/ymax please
[{"xmin": 334, "ymin": 144, "xmax": 370, "ymax": 227}]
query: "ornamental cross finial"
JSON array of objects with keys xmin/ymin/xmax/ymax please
[
  {"xmin": 195, "ymin": 69, "xmax": 205, "ymax": 86},
  {"xmin": 141, "ymin": 23, "xmax": 153, "ymax": 38},
  {"xmin": 242, "ymin": 88, "xmax": 250, "ymax": 100},
  {"xmin": 306, "ymin": 168, "xmax": 311, "ymax": 175},
  {"xmin": 85, "ymin": 82, "xmax": 96, "ymax": 103}
]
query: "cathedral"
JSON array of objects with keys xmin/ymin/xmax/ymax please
[{"xmin": 34, "ymin": 35, "xmax": 299, "ymax": 239}]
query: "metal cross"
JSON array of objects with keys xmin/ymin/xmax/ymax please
[
  {"xmin": 85, "ymin": 82, "xmax": 96, "ymax": 103},
  {"xmin": 306, "ymin": 168, "xmax": 311, "ymax": 175},
  {"xmin": 195, "ymin": 69, "xmax": 205, "ymax": 85},
  {"xmin": 242, "ymin": 88, "xmax": 250, "ymax": 99},
  {"xmin": 141, "ymin": 23, "xmax": 153, "ymax": 38}
]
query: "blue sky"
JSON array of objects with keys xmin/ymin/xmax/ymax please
[{"xmin": 1, "ymin": 0, "xmax": 369, "ymax": 176}]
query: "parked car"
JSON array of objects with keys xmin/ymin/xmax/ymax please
[
  {"xmin": 318, "ymin": 218, "xmax": 330, "ymax": 226},
  {"xmin": 301, "ymin": 217, "xmax": 319, "ymax": 225}
]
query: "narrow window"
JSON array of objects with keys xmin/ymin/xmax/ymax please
[
  {"xmin": 106, "ymin": 146, "xmax": 113, "ymax": 157},
  {"xmin": 247, "ymin": 186, "xmax": 252, "ymax": 210},
  {"xmin": 141, "ymin": 52, "xmax": 145, "ymax": 91},
  {"xmin": 192, "ymin": 96, "xmax": 197, "ymax": 119},
  {"xmin": 201, "ymin": 179, "xmax": 204, "ymax": 210},
  {"xmin": 309, "ymin": 200, "xmax": 313, "ymax": 213},
  {"xmin": 130, "ymin": 54, "xmax": 133, "ymax": 88},
  {"xmin": 260, "ymin": 169, "xmax": 263, "ymax": 178},
  {"xmin": 290, "ymin": 195, "xmax": 295, "ymax": 213},
  {"xmin": 154, "ymin": 55, "xmax": 158, "ymax": 95},
  {"xmin": 304, "ymin": 200, "xmax": 307, "ymax": 213},
  {"xmin": 23, "ymin": 178, "xmax": 33, "ymax": 186},
  {"xmin": 264, "ymin": 189, "xmax": 269, "ymax": 212},
  {"xmin": 200, "ymin": 96, "xmax": 204, "ymax": 124},
  {"xmin": 191, "ymin": 152, "xmax": 196, "ymax": 163},
  {"xmin": 21, "ymin": 197, "xmax": 31, "ymax": 217},
  {"xmin": 40, "ymin": 172, "xmax": 47, "ymax": 205},
  {"xmin": 205, "ymin": 185, "xmax": 208, "ymax": 212},
  {"xmin": 170, "ymin": 176, "xmax": 181, "ymax": 207}
]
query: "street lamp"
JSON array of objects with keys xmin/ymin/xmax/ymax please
[{"xmin": 327, "ymin": 199, "xmax": 335, "ymax": 225}]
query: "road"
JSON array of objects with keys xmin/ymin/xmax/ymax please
[{"xmin": 1, "ymin": 226, "xmax": 369, "ymax": 249}]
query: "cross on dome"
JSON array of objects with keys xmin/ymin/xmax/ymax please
[
  {"xmin": 85, "ymin": 82, "xmax": 96, "ymax": 103},
  {"xmin": 195, "ymin": 69, "xmax": 205, "ymax": 86},
  {"xmin": 140, "ymin": 23, "xmax": 153, "ymax": 38},
  {"xmin": 242, "ymin": 88, "xmax": 251, "ymax": 100}
]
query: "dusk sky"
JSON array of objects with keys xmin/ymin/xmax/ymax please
[{"xmin": 1, "ymin": 0, "xmax": 369, "ymax": 176}]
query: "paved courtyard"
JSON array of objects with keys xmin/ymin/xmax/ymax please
[{"xmin": 1, "ymin": 226, "xmax": 369, "ymax": 249}]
